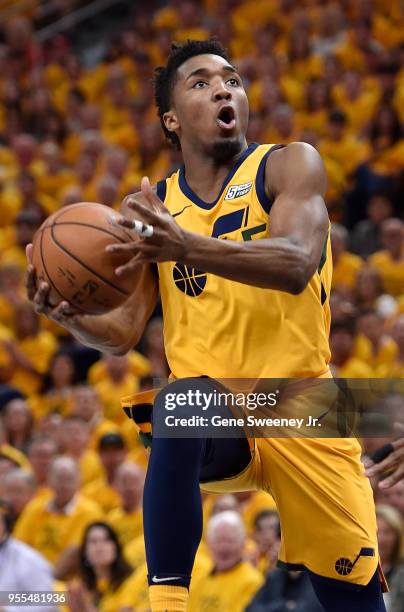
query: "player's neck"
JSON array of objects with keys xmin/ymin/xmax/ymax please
[{"xmin": 181, "ymin": 141, "xmax": 248, "ymax": 202}]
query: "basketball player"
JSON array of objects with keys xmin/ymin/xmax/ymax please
[{"xmin": 26, "ymin": 40, "xmax": 386, "ymax": 611}]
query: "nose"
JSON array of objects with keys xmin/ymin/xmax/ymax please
[{"xmin": 212, "ymin": 82, "xmax": 232, "ymax": 102}]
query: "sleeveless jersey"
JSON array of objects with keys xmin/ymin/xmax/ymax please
[{"xmin": 156, "ymin": 143, "xmax": 332, "ymax": 378}]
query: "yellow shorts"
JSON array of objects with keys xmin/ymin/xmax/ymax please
[
  {"xmin": 202, "ymin": 436, "xmax": 381, "ymax": 587},
  {"xmin": 122, "ymin": 379, "xmax": 385, "ymax": 590}
]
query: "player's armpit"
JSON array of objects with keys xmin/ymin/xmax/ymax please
[{"xmin": 264, "ymin": 142, "xmax": 329, "ymax": 290}]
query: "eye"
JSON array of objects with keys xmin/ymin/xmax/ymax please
[
  {"xmin": 192, "ymin": 81, "xmax": 207, "ymax": 89},
  {"xmin": 227, "ymin": 77, "xmax": 240, "ymax": 86}
]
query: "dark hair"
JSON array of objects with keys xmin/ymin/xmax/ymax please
[
  {"xmin": 329, "ymin": 110, "xmax": 346, "ymax": 125},
  {"xmin": 254, "ymin": 510, "xmax": 280, "ymax": 538},
  {"xmin": 154, "ymin": 39, "xmax": 230, "ymax": 149},
  {"xmin": 79, "ymin": 522, "xmax": 132, "ymax": 598}
]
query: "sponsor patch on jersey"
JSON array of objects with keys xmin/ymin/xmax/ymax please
[{"xmin": 224, "ymin": 181, "xmax": 253, "ymax": 200}]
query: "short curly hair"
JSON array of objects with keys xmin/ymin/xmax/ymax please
[{"xmin": 154, "ymin": 39, "xmax": 230, "ymax": 149}]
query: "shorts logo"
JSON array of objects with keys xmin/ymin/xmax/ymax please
[
  {"xmin": 335, "ymin": 548, "xmax": 374, "ymax": 576},
  {"xmin": 225, "ymin": 182, "xmax": 253, "ymax": 200}
]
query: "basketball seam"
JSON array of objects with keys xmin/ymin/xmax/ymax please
[
  {"xmin": 39, "ymin": 227, "xmax": 89, "ymax": 315},
  {"xmin": 50, "ymin": 221, "xmax": 131, "ymax": 243},
  {"xmin": 50, "ymin": 225, "xmax": 129, "ymax": 296},
  {"xmin": 51, "ymin": 204, "xmax": 134, "ymax": 242}
]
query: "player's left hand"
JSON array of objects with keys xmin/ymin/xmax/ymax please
[
  {"xmin": 365, "ymin": 428, "xmax": 404, "ymax": 488},
  {"xmin": 108, "ymin": 176, "xmax": 188, "ymax": 275}
]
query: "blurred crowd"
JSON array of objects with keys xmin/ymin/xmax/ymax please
[{"xmin": 0, "ymin": 0, "xmax": 403, "ymax": 610}]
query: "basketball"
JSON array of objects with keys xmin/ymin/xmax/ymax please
[{"xmin": 32, "ymin": 202, "xmax": 139, "ymax": 315}]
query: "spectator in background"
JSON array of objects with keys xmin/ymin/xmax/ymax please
[
  {"xmin": 93, "ymin": 354, "xmax": 142, "ymax": 425},
  {"xmin": 1, "ymin": 467, "xmax": 36, "ymax": 520},
  {"xmin": 387, "ymin": 315, "xmax": 404, "ymax": 378},
  {"xmin": 350, "ymin": 193, "xmax": 394, "ymax": 259},
  {"xmin": 329, "ymin": 322, "xmax": 372, "ymax": 377},
  {"xmin": 0, "ymin": 301, "xmax": 57, "ymax": 396},
  {"xmin": 251, "ymin": 510, "xmax": 281, "ymax": 577},
  {"xmin": 82, "ymin": 432, "xmax": 126, "ymax": 514},
  {"xmin": 68, "ymin": 521, "xmax": 145, "ymax": 612},
  {"xmin": 353, "ymin": 310, "xmax": 398, "ymax": 376},
  {"xmin": 107, "ymin": 461, "xmax": 145, "ymax": 547},
  {"xmin": 60, "ymin": 415, "xmax": 103, "ymax": 486},
  {"xmin": 376, "ymin": 505, "xmax": 404, "ymax": 612},
  {"xmin": 36, "ymin": 351, "xmax": 76, "ymax": 419},
  {"xmin": 69, "ymin": 385, "xmax": 119, "ymax": 450},
  {"xmin": 0, "ymin": 499, "xmax": 57, "ymax": 612},
  {"xmin": 1, "ymin": 397, "xmax": 33, "ymax": 453},
  {"xmin": 189, "ymin": 511, "xmax": 264, "ymax": 612},
  {"xmin": 331, "ymin": 223, "xmax": 363, "ymax": 296},
  {"xmin": 26, "ymin": 435, "xmax": 57, "ymax": 498},
  {"xmin": 353, "ymin": 266, "xmax": 384, "ymax": 312},
  {"xmin": 13, "ymin": 455, "xmax": 102, "ymax": 567},
  {"xmin": 369, "ymin": 218, "xmax": 404, "ymax": 297}
]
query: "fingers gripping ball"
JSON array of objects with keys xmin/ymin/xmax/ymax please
[{"xmin": 32, "ymin": 202, "xmax": 140, "ymax": 315}]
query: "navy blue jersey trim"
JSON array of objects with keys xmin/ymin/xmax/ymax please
[
  {"xmin": 256, "ymin": 143, "xmax": 285, "ymax": 214},
  {"xmin": 156, "ymin": 179, "xmax": 167, "ymax": 202},
  {"xmin": 178, "ymin": 143, "xmax": 259, "ymax": 210}
]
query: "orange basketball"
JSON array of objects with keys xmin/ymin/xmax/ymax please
[{"xmin": 32, "ymin": 202, "xmax": 139, "ymax": 315}]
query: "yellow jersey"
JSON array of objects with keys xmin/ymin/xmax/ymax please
[{"xmin": 157, "ymin": 143, "xmax": 332, "ymax": 379}]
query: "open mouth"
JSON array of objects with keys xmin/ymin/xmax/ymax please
[{"xmin": 216, "ymin": 106, "xmax": 236, "ymax": 130}]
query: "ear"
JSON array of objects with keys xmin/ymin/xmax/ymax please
[{"xmin": 163, "ymin": 110, "xmax": 180, "ymax": 134}]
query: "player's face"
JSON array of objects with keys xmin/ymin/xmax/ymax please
[{"xmin": 168, "ymin": 54, "xmax": 249, "ymax": 160}]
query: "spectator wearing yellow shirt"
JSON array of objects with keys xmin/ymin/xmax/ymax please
[
  {"xmin": 369, "ymin": 219, "xmax": 404, "ymax": 297},
  {"xmin": 333, "ymin": 70, "xmax": 379, "ymax": 135},
  {"xmin": 69, "ymin": 386, "xmax": 119, "ymax": 450},
  {"xmin": 234, "ymin": 490, "xmax": 277, "ymax": 535},
  {"xmin": 13, "ymin": 456, "xmax": 102, "ymax": 566},
  {"xmin": 94, "ymin": 175, "xmax": 120, "ymax": 211},
  {"xmin": 299, "ymin": 78, "xmax": 332, "ymax": 137},
  {"xmin": 353, "ymin": 266, "xmax": 384, "ymax": 313},
  {"xmin": 1, "ymin": 397, "xmax": 33, "ymax": 454},
  {"xmin": 354, "ymin": 310, "xmax": 398, "ymax": 375},
  {"xmin": 2, "ymin": 172, "xmax": 55, "ymax": 229},
  {"xmin": 189, "ymin": 511, "xmax": 264, "ymax": 612},
  {"xmin": 319, "ymin": 110, "xmax": 370, "ymax": 179},
  {"xmin": 264, "ymin": 104, "xmax": 301, "ymax": 145},
  {"xmin": 60, "ymin": 416, "xmax": 103, "ymax": 486},
  {"xmin": 82, "ymin": 432, "xmax": 127, "ymax": 514},
  {"xmin": 331, "ymin": 223, "xmax": 364, "ymax": 295},
  {"xmin": 26, "ymin": 435, "xmax": 57, "ymax": 500},
  {"xmin": 0, "ymin": 264, "xmax": 25, "ymax": 331},
  {"xmin": 1, "ymin": 209, "xmax": 43, "ymax": 272},
  {"xmin": 67, "ymin": 522, "xmax": 146, "ymax": 612},
  {"xmin": 88, "ymin": 350, "xmax": 150, "ymax": 386},
  {"xmin": 330, "ymin": 322, "xmax": 373, "ymax": 377},
  {"xmin": 94, "ymin": 354, "xmax": 142, "ymax": 425},
  {"xmin": 0, "ymin": 302, "xmax": 57, "ymax": 396},
  {"xmin": 32, "ymin": 351, "xmax": 76, "ymax": 420},
  {"xmin": 384, "ymin": 315, "xmax": 404, "ymax": 378},
  {"xmin": 106, "ymin": 461, "xmax": 144, "ymax": 547},
  {"xmin": 36, "ymin": 142, "xmax": 74, "ymax": 201}
]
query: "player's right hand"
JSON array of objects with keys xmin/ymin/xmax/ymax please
[{"xmin": 25, "ymin": 243, "xmax": 79, "ymax": 324}]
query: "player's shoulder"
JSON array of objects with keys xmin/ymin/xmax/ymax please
[{"xmin": 265, "ymin": 141, "xmax": 326, "ymax": 194}]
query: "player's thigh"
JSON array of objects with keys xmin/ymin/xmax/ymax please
[{"xmin": 259, "ymin": 436, "xmax": 379, "ymax": 586}]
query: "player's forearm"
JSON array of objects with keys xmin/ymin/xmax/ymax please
[
  {"xmin": 64, "ymin": 311, "xmax": 133, "ymax": 355},
  {"xmin": 182, "ymin": 232, "xmax": 311, "ymax": 293}
]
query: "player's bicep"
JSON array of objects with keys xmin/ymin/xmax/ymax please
[{"xmin": 266, "ymin": 142, "xmax": 329, "ymax": 273}]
